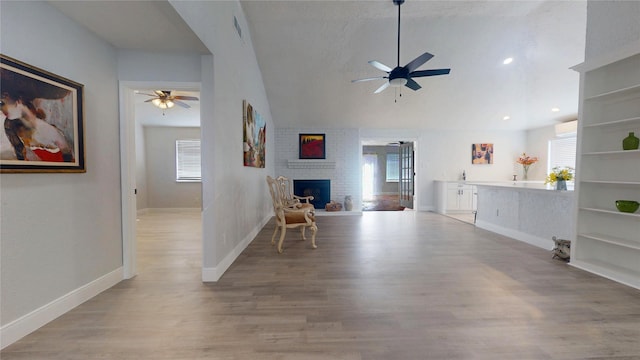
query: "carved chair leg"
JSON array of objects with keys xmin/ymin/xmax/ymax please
[
  {"xmin": 277, "ymin": 227, "xmax": 287, "ymax": 254},
  {"xmin": 310, "ymin": 223, "xmax": 318, "ymax": 249},
  {"xmin": 300, "ymin": 226, "xmax": 307, "ymax": 240},
  {"xmin": 271, "ymin": 224, "xmax": 280, "ymax": 245}
]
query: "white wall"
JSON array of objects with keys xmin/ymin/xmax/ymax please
[
  {"xmin": 585, "ymin": 1, "xmax": 640, "ymax": 60},
  {"xmin": 524, "ymin": 124, "xmax": 557, "ymax": 181},
  {"xmin": 144, "ymin": 127, "xmax": 201, "ymax": 209},
  {"xmin": 275, "ymin": 128, "xmax": 361, "ymax": 210},
  {"xmin": 170, "ymin": 1, "xmax": 275, "ymax": 278},
  {"xmin": 135, "ymin": 120, "xmax": 148, "ymax": 210},
  {"xmin": 1, "ymin": 0, "xmax": 121, "ymax": 328},
  {"xmin": 422, "ymin": 129, "xmax": 530, "ymax": 210}
]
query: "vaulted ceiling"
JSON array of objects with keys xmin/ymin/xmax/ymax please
[{"xmin": 49, "ymin": 0, "xmax": 587, "ymax": 131}]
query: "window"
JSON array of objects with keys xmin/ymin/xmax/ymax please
[
  {"xmin": 548, "ymin": 136, "xmax": 576, "ymax": 173},
  {"xmin": 386, "ymin": 153, "xmax": 399, "ymax": 182},
  {"xmin": 176, "ymin": 139, "xmax": 201, "ymax": 182},
  {"xmin": 362, "ymin": 154, "xmax": 377, "ymax": 201}
]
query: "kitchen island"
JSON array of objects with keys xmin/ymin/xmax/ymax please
[{"xmin": 472, "ymin": 182, "xmax": 575, "ymax": 250}]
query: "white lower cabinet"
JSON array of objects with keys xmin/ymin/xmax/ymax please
[{"xmin": 445, "ymin": 183, "xmax": 476, "ymax": 213}]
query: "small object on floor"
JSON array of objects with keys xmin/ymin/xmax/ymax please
[
  {"xmin": 325, "ymin": 201, "xmax": 342, "ymax": 212},
  {"xmin": 552, "ymin": 236, "xmax": 571, "ymax": 261}
]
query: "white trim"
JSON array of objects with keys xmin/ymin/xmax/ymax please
[
  {"xmin": 419, "ymin": 205, "xmax": 435, "ymax": 212},
  {"xmin": 202, "ymin": 214, "xmax": 271, "ymax": 282},
  {"xmin": 475, "ymin": 220, "xmax": 554, "ymax": 250},
  {"xmin": 146, "ymin": 208, "xmax": 201, "ymax": 214},
  {"xmin": 1, "ymin": 268, "xmax": 123, "ymax": 349},
  {"xmin": 119, "ymin": 81, "xmax": 201, "ymax": 280}
]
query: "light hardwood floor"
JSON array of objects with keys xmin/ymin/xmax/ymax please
[{"xmin": 3, "ymin": 211, "xmax": 640, "ymax": 359}]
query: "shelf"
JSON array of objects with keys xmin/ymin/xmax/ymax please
[
  {"xmin": 583, "ymin": 116, "xmax": 640, "ymax": 128},
  {"xmin": 585, "ymin": 83, "xmax": 640, "ymax": 101},
  {"xmin": 579, "ymin": 180, "xmax": 640, "ymax": 186},
  {"xmin": 570, "ymin": 259, "xmax": 640, "ymax": 290},
  {"xmin": 582, "ymin": 149, "xmax": 640, "ymax": 156},
  {"xmin": 580, "ymin": 207, "xmax": 640, "ymax": 218},
  {"xmin": 578, "ymin": 233, "xmax": 640, "ymax": 251},
  {"xmin": 287, "ymin": 160, "xmax": 336, "ymax": 169}
]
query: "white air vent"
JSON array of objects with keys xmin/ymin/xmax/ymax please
[
  {"xmin": 555, "ymin": 120, "xmax": 577, "ymax": 137},
  {"xmin": 233, "ymin": 16, "xmax": 242, "ymax": 39}
]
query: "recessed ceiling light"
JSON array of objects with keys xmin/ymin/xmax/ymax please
[
  {"xmin": 503, "ymin": 57, "xmax": 514, "ymax": 65},
  {"xmin": 551, "ymin": 107, "xmax": 560, "ymax": 112},
  {"xmin": 503, "ymin": 116, "xmax": 511, "ymax": 121}
]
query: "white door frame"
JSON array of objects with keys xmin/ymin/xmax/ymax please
[
  {"xmin": 119, "ymin": 80, "xmax": 201, "ymax": 279},
  {"xmin": 359, "ymin": 136, "xmax": 419, "ymax": 210}
]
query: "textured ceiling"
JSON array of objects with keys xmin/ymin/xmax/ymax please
[
  {"xmin": 241, "ymin": 0, "xmax": 587, "ymax": 131},
  {"xmin": 49, "ymin": 0, "xmax": 587, "ymax": 131}
]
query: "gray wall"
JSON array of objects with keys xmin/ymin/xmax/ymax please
[
  {"xmin": 1, "ymin": 1, "xmax": 122, "ymax": 325},
  {"xmin": 170, "ymin": 1, "xmax": 276, "ymax": 271},
  {"xmin": 144, "ymin": 127, "xmax": 201, "ymax": 208}
]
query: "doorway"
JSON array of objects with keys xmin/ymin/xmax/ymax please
[
  {"xmin": 361, "ymin": 140, "xmax": 416, "ymax": 211},
  {"xmin": 119, "ymin": 81, "xmax": 202, "ymax": 279}
]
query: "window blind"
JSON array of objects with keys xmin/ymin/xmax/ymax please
[
  {"xmin": 548, "ymin": 136, "xmax": 576, "ymax": 172},
  {"xmin": 176, "ymin": 139, "xmax": 201, "ymax": 182},
  {"xmin": 386, "ymin": 153, "xmax": 399, "ymax": 182}
]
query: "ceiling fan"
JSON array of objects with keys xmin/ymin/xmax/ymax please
[
  {"xmin": 352, "ymin": 0, "xmax": 451, "ymax": 94},
  {"xmin": 139, "ymin": 90, "xmax": 199, "ymax": 110}
]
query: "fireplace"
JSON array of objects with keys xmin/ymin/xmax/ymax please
[{"xmin": 293, "ymin": 179, "xmax": 330, "ymax": 209}]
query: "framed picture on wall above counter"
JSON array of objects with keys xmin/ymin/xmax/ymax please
[
  {"xmin": 299, "ymin": 133, "xmax": 326, "ymax": 159},
  {"xmin": 1, "ymin": 54, "xmax": 85, "ymax": 173},
  {"xmin": 472, "ymin": 143, "xmax": 493, "ymax": 165}
]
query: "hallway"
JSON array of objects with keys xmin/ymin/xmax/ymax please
[{"xmin": 2, "ymin": 211, "xmax": 639, "ymax": 359}]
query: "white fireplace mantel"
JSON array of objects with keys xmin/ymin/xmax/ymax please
[{"xmin": 287, "ymin": 160, "xmax": 336, "ymax": 169}]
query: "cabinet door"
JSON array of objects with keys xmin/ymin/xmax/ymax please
[
  {"xmin": 446, "ymin": 188, "xmax": 460, "ymax": 210},
  {"xmin": 459, "ymin": 188, "xmax": 475, "ymax": 211}
]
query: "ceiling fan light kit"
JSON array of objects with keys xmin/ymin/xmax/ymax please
[
  {"xmin": 352, "ymin": 0, "xmax": 451, "ymax": 94},
  {"xmin": 151, "ymin": 98, "xmax": 175, "ymax": 109},
  {"xmin": 140, "ymin": 90, "xmax": 199, "ymax": 114}
]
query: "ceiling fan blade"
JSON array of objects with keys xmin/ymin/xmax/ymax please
[
  {"xmin": 172, "ymin": 96, "xmax": 199, "ymax": 101},
  {"xmin": 405, "ymin": 78, "xmax": 422, "ymax": 91},
  {"xmin": 137, "ymin": 92, "xmax": 157, "ymax": 97},
  {"xmin": 154, "ymin": 90, "xmax": 167, "ymax": 97},
  {"xmin": 352, "ymin": 77, "xmax": 387, "ymax": 83},
  {"xmin": 374, "ymin": 81, "xmax": 390, "ymax": 94},
  {"xmin": 410, "ymin": 68, "xmax": 451, "ymax": 77},
  {"xmin": 368, "ymin": 60, "xmax": 392, "ymax": 72},
  {"xmin": 144, "ymin": 99, "xmax": 155, "ymax": 103},
  {"xmin": 404, "ymin": 52, "xmax": 434, "ymax": 73},
  {"xmin": 173, "ymin": 100, "xmax": 191, "ymax": 108}
]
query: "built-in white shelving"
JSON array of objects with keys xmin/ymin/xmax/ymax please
[{"xmin": 572, "ymin": 49, "xmax": 640, "ymax": 290}]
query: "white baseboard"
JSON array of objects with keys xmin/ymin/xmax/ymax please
[
  {"xmin": 418, "ymin": 205, "xmax": 435, "ymax": 212},
  {"xmin": 147, "ymin": 208, "xmax": 201, "ymax": 214},
  {"xmin": 475, "ymin": 220, "xmax": 554, "ymax": 250},
  {"xmin": 202, "ymin": 214, "xmax": 271, "ymax": 282},
  {"xmin": 1, "ymin": 267, "xmax": 123, "ymax": 349}
]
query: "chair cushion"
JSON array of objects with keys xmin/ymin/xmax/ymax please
[{"xmin": 284, "ymin": 211, "xmax": 315, "ymax": 224}]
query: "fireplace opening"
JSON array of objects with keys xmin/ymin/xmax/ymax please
[{"xmin": 293, "ymin": 179, "xmax": 330, "ymax": 209}]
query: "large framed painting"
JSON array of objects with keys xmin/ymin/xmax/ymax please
[
  {"xmin": 472, "ymin": 143, "xmax": 493, "ymax": 164},
  {"xmin": 243, "ymin": 100, "xmax": 266, "ymax": 168},
  {"xmin": 299, "ymin": 133, "xmax": 326, "ymax": 159},
  {"xmin": 1, "ymin": 54, "xmax": 85, "ymax": 173}
]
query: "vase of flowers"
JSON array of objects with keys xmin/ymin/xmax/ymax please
[
  {"xmin": 545, "ymin": 166, "xmax": 574, "ymax": 190},
  {"xmin": 516, "ymin": 153, "xmax": 538, "ymax": 180}
]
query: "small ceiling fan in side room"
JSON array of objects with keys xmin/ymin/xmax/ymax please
[
  {"xmin": 139, "ymin": 90, "xmax": 199, "ymax": 115},
  {"xmin": 352, "ymin": 0, "xmax": 451, "ymax": 95}
]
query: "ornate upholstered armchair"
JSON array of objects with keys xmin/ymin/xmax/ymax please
[
  {"xmin": 266, "ymin": 175, "xmax": 318, "ymax": 253},
  {"xmin": 275, "ymin": 175, "xmax": 314, "ymax": 211}
]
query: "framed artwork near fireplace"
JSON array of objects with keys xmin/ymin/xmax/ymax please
[{"xmin": 299, "ymin": 133, "xmax": 325, "ymax": 159}]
